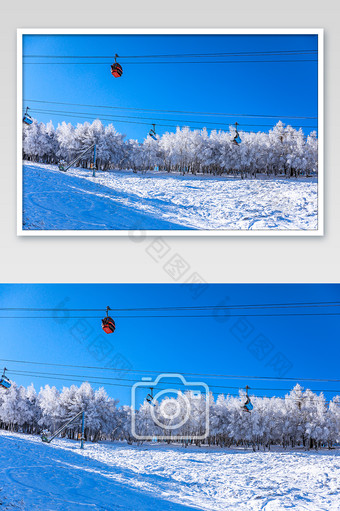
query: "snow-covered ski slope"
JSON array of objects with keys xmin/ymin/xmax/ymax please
[
  {"xmin": 1, "ymin": 431, "xmax": 339, "ymax": 511},
  {"xmin": 22, "ymin": 163, "xmax": 318, "ymax": 231}
]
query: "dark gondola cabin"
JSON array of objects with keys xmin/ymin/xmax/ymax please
[{"xmin": 102, "ymin": 316, "xmax": 116, "ymax": 334}]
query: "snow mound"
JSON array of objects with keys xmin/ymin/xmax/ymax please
[
  {"xmin": 0, "ymin": 430, "xmax": 339, "ymax": 511},
  {"xmin": 22, "ymin": 163, "xmax": 318, "ymax": 231}
]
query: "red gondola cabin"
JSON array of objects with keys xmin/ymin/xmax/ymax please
[
  {"xmin": 102, "ymin": 316, "xmax": 116, "ymax": 334},
  {"xmin": 111, "ymin": 63, "xmax": 123, "ymax": 78}
]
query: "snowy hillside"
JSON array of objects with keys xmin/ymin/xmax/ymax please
[
  {"xmin": 22, "ymin": 163, "xmax": 318, "ymax": 231},
  {"xmin": 0, "ymin": 430, "xmax": 339, "ymax": 511}
]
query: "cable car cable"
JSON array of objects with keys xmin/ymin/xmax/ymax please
[
  {"xmin": 23, "ymin": 108, "xmax": 319, "ymax": 135},
  {"xmin": 0, "ymin": 313, "xmax": 338, "ymax": 319},
  {"xmin": 23, "ymin": 59, "xmax": 318, "ymax": 65},
  {"xmin": 2, "ymin": 358, "xmax": 339, "ymax": 383},
  {"xmin": 27, "ymin": 107, "xmax": 318, "ymax": 129},
  {"xmin": 23, "ymin": 99, "xmax": 318, "ymax": 120},
  {"xmin": 7, "ymin": 371, "xmax": 338, "ymax": 404},
  {"xmin": 8, "ymin": 369, "xmax": 338, "ymax": 401},
  {"xmin": 9, "ymin": 368, "xmax": 340, "ymax": 394},
  {"xmin": 24, "ymin": 111, "xmax": 318, "ymax": 137},
  {"xmin": 23, "ymin": 50, "xmax": 318, "ymax": 59},
  {"xmin": 1, "ymin": 301, "xmax": 338, "ymax": 312}
]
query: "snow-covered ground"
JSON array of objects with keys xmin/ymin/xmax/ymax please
[
  {"xmin": 22, "ymin": 163, "xmax": 318, "ymax": 231},
  {"xmin": 1, "ymin": 430, "xmax": 339, "ymax": 511}
]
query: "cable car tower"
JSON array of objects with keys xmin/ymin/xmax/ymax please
[
  {"xmin": 41, "ymin": 410, "xmax": 85, "ymax": 449},
  {"xmin": 58, "ymin": 143, "xmax": 97, "ymax": 176}
]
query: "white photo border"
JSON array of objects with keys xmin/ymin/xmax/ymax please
[{"xmin": 17, "ymin": 28, "xmax": 324, "ymax": 237}]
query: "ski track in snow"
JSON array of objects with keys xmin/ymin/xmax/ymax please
[
  {"xmin": 0, "ymin": 431, "xmax": 339, "ymax": 511},
  {"xmin": 22, "ymin": 163, "xmax": 318, "ymax": 231}
]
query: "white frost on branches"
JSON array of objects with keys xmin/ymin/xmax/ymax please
[
  {"xmin": 0, "ymin": 381, "xmax": 338, "ymax": 449},
  {"xmin": 23, "ymin": 119, "xmax": 318, "ymax": 178}
]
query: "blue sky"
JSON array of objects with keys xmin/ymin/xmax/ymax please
[
  {"xmin": 22, "ymin": 34, "xmax": 318, "ymax": 142},
  {"xmin": 0, "ymin": 284, "xmax": 338, "ymax": 406}
]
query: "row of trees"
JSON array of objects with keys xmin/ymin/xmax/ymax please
[
  {"xmin": 0, "ymin": 382, "xmax": 338, "ymax": 449},
  {"xmin": 23, "ymin": 118, "xmax": 318, "ymax": 178}
]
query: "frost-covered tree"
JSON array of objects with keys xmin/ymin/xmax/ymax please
[
  {"xmin": 23, "ymin": 118, "xmax": 318, "ymax": 178},
  {"xmin": 38, "ymin": 384, "xmax": 62, "ymax": 432},
  {"xmin": 1, "ymin": 381, "xmax": 336, "ymax": 450}
]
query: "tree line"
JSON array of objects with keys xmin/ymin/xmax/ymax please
[
  {"xmin": 0, "ymin": 381, "xmax": 338, "ymax": 450},
  {"xmin": 23, "ymin": 119, "xmax": 318, "ymax": 179}
]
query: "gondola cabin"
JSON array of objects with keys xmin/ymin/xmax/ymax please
[
  {"xmin": 146, "ymin": 388, "xmax": 155, "ymax": 405},
  {"xmin": 102, "ymin": 316, "xmax": 116, "ymax": 334},
  {"xmin": 23, "ymin": 115, "xmax": 33, "ymax": 126},
  {"xmin": 232, "ymin": 122, "xmax": 241, "ymax": 145},
  {"xmin": 232, "ymin": 134, "xmax": 242, "ymax": 145},
  {"xmin": 111, "ymin": 63, "xmax": 123, "ymax": 78},
  {"xmin": 23, "ymin": 107, "xmax": 33, "ymax": 125},
  {"xmin": 0, "ymin": 369, "xmax": 11, "ymax": 390},
  {"xmin": 243, "ymin": 398, "xmax": 253, "ymax": 413},
  {"xmin": 242, "ymin": 385, "xmax": 253, "ymax": 412},
  {"xmin": 149, "ymin": 124, "xmax": 157, "ymax": 141}
]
